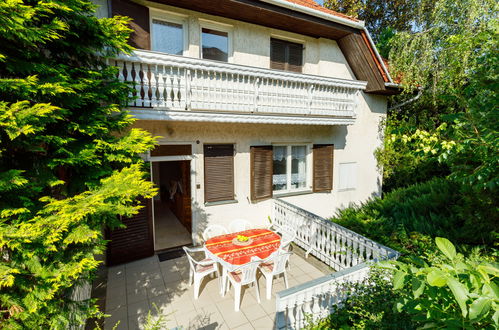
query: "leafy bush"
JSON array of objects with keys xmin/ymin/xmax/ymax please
[
  {"xmin": 331, "ymin": 178, "xmax": 497, "ymax": 256},
  {"xmin": 383, "ymin": 238, "xmax": 499, "ymax": 329},
  {"xmin": 307, "ymin": 269, "xmax": 414, "ymax": 330}
]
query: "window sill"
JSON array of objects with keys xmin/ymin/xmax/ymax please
[
  {"xmin": 273, "ymin": 190, "xmax": 313, "ymax": 198},
  {"xmin": 205, "ymin": 199, "xmax": 238, "ymax": 207}
]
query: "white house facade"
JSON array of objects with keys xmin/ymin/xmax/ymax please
[{"xmin": 93, "ymin": 0, "xmax": 399, "ymax": 265}]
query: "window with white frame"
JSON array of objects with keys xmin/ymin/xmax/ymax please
[
  {"xmin": 272, "ymin": 145, "xmax": 308, "ymax": 192},
  {"xmin": 201, "ymin": 28, "xmax": 229, "ymax": 62},
  {"xmin": 151, "ymin": 17, "xmax": 185, "ymax": 55},
  {"xmin": 338, "ymin": 162, "xmax": 357, "ymax": 190}
]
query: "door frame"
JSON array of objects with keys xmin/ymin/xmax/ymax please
[{"xmin": 147, "ymin": 141, "xmax": 197, "ymax": 251}]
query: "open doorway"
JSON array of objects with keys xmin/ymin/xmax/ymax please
[{"xmin": 151, "ymin": 160, "xmax": 192, "ymax": 251}]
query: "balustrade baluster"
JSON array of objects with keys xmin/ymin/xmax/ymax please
[
  {"xmin": 133, "ymin": 63, "xmax": 143, "ymax": 107},
  {"xmin": 142, "ymin": 64, "xmax": 151, "ymax": 107},
  {"xmin": 157, "ymin": 65, "xmax": 165, "ymax": 107},
  {"xmin": 149, "ymin": 64, "xmax": 157, "ymax": 107}
]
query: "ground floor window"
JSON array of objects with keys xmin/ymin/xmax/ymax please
[{"xmin": 272, "ymin": 145, "xmax": 308, "ymax": 193}]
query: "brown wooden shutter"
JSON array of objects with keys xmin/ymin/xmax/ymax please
[
  {"xmin": 313, "ymin": 144, "xmax": 334, "ymax": 192},
  {"xmin": 270, "ymin": 38, "xmax": 286, "ymax": 70},
  {"xmin": 111, "ymin": 0, "xmax": 150, "ymax": 50},
  {"xmin": 288, "ymin": 42, "xmax": 303, "ymax": 73},
  {"xmin": 270, "ymin": 38, "xmax": 303, "ymax": 72},
  {"xmin": 250, "ymin": 146, "xmax": 273, "ymax": 201},
  {"xmin": 204, "ymin": 144, "xmax": 234, "ymax": 203},
  {"xmin": 106, "ymin": 198, "xmax": 154, "ymax": 266}
]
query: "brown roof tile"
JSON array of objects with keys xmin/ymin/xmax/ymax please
[{"xmin": 282, "ymin": 0, "xmax": 359, "ymax": 22}]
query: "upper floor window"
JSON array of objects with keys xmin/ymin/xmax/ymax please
[
  {"xmin": 270, "ymin": 38, "xmax": 303, "ymax": 73},
  {"xmin": 151, "ymin": 19, "xmax": 184, "ymax": 55},
  {"xmin": 202, "ymin": 28, "xmax": 229, "ymax": 62}
]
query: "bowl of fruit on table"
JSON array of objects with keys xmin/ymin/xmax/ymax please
[{"xmin": 232, "ymin": 235, "xmax": 253, "ymax": 246}]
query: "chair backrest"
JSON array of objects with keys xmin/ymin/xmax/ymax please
[
  {"xmin": 271, "ymin": 251, "xmax": 293, "ymax": 275},
  {"xmin": 183, "ymin": 246, "xmax": 198, "ymax": 271},
  {"xmin": 202, "ymin": 225, "xmax": 228, "ymax": 241},
  {"xmin": 234, "ymin": 258, "xmax": 261, "ymax": 285},
  {"xmin": 279, "ymin": 225, "xmax": 296, "ymax": 244},
  {"xmin": 229, "ymin": 219, "xmax": 252, "ymax": 233}
]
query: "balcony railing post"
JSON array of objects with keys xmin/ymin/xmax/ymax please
[
  {"xmin": 308, "ymin": 84, "xmax": 314, "ymax": 115},
  {"xmin": 253, "ymin": 77, "xmax": 260, "ymax": 112},
  {"xmin": 185, "ymin": 68, "xmax": 191, "ymax": 110}
]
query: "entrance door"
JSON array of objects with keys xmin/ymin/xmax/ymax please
[{"xmin": 152, "ymin": 160, "xmax": 192, "ymax": 251}]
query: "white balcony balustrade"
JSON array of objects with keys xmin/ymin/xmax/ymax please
[{"xmin": 111, "ymin": 51, "xmax": 367, "ymax": 124}]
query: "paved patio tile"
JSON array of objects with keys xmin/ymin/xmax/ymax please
[
  {"xmin": 127, "ymin": 299, "xmax": 149, "ymax": 317},
  {"xmin": 250, "ymin": 315, "xmax": 274, "ymax": 329},
  {"xmin": 233, "ymin": 323, "xmax": 254, "ymax": 330},
  {"xmin": 126, "ymin": 287, "xmax": 147, "ymax": 305},
  {"xmin": 242, "ymin": 303, "xmax": 267, "ymax": 321},
  {"xmin": 105, "ymin": 250, "xmax": 328, "ymax": 329}
]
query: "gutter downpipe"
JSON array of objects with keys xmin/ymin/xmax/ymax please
[{"xmin": 388, "ymin": 87, "xmax": 423, "ymax": 111}]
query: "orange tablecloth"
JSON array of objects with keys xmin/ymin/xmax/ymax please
[{"xmin": 205, "ymin": 229, "xmax": 281, "ymax": 266}]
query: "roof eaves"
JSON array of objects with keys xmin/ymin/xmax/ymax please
[{"xmin": 259, "ymin": 0, "xmax": 365, "ymax": 29}]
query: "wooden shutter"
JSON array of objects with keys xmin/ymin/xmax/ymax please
[
  {"xmin": 204, "ymin": 144, "xmax": 234, "ymax": 203},
  {"xmin": 313, "ymin": 144, "xmax": 334, "ymax": 192},
  {"xmin": 270, "ymin": 38, "xmax": 286, "ymax": 70},
  {"xmin": 111, "ymin": 0, "xmax": 150, "ymax": 50},
  {"xmin": 288, "ymin": 42, "xmax": 303, "ymax": 73},
  {"xmin": 250, "ymin": 146, "xmax": 273, "ymax": 201},
  {"xmin": 106, "ymin": 198, "xmax": 154, "ymax": 266},
  {"xmin": 270, "ymin": 38, "xmax": 303, "ymax": 72}
]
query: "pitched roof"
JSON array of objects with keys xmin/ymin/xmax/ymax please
[{"xmin": 283, "ymin": 0, "xmax": 359, "ymax": 22}]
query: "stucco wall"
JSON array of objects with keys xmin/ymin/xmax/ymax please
[
  {"xmin": 132, "ymin": 1, "xmax": 357, "ymax": 80},
  {"xmin": 133, "ymin": 92, "xmax": 386, "ymax": 244}
]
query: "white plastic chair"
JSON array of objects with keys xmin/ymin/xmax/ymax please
[
  {"xmin": 279, "ymin": 225, "xmax": 297, "ymax": 247},
  {"xmin": 183, "ymin": 246, "xmax": 219, "ymax": 300},
  {"xmin": 225, "ymin": 257, "xmax": 262, "ymax": 311},
  {"xmin": 228, "ymin": 219, "xmax": 252, "ymax": 233},
  {"xmin": 258, "ymin": 251, "xmax": 293, "ymax": 299},
  {"xmin": 202, "ymin": 224, "xmax": 228, "ymax": 241}
]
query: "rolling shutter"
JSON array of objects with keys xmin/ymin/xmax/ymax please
[
  {"xmin": 111, "ymin": 0, "xmax": 150, "ymax": 50},
  {"xmin": 313, "ymin": 144, "xmax": 334, "ymax": 192},
  {"xmin": 250, "ymin": 146, "xmax": 273, "ymax": 201},
  {"xmin": 288, "ymin": 42, "xmax": 303, "ymax": 73},
  {"xmin": 270, "ymin": 39, "xmax": 286, "ymax": 71},
  {"xmin": 270, "ymin": 38, "xmax": 303, "ymax": 73},
  {"xmin": 204, "ymin": 144, "xmax": 234, "ymax": 203},
  {"xmin": 106, "ymin": 198, "xmax": 154, "ymax": 266}
]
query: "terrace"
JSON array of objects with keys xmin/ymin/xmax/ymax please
[{"xmin": 102, "ymin": 199, "xmax": 398, "ymax": 329}]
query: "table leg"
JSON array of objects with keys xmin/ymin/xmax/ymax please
[{"xmin": 221, "ymin": 267, "xmax": 228, "ymax": 296}]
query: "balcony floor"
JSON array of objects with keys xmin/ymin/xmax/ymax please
[{"xmin": 104, "ymin": 250, "xmax": 328, "ymax": 330}]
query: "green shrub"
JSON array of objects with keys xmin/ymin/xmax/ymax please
[
  {"xmin": 331, "ymin": 178, "xmax": 497, "ymax": 256},
  {"xmin": 382, "ymin": 238, "xmax": 499, "ymax": 329},
  {"xmin": 307, "ymin": 268, "xmax": 414, "ymax": 330}
]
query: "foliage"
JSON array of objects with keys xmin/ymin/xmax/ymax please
[
  {"xmin": 388, "ymin": 0, "xmax": 498, "ymax": 120},
  {"xmin": 306, "ymin": 268, "xmax": 414, "ymax": 329},
  {"xmin": 375, "ymin": 118, "xmax": 451, "ymax": 192},
  {"xmin": 0, "ymin": 0, "xmax": 157, "ymax": 328},
  {"xmin": 331, "ymin": 178, "xmax": 498, "ymax": 256},
  {"xmin": 323, "ymin": 0, "xmax": 432, "ymax": 42},
  {"xmin": 383, "ymin": 238, "xmax": 499, "ymax": 329}
]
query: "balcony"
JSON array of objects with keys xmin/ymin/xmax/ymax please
[{"xmin": 112, "ymin": 51, "xmax": 367, "ymax": 125}]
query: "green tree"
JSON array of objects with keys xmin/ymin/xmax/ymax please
[
  {"xmin": 323, "ymin": 0, "xmax": 429, "ymax": 42},
  {"xmin": 0, "ymin": 0, "xmax": 157, "ymax": 328}
]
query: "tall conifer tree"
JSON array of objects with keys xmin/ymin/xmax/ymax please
[{"xmin": 0, "ymin": 0, "xmax": 157, "ymax": 327}]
